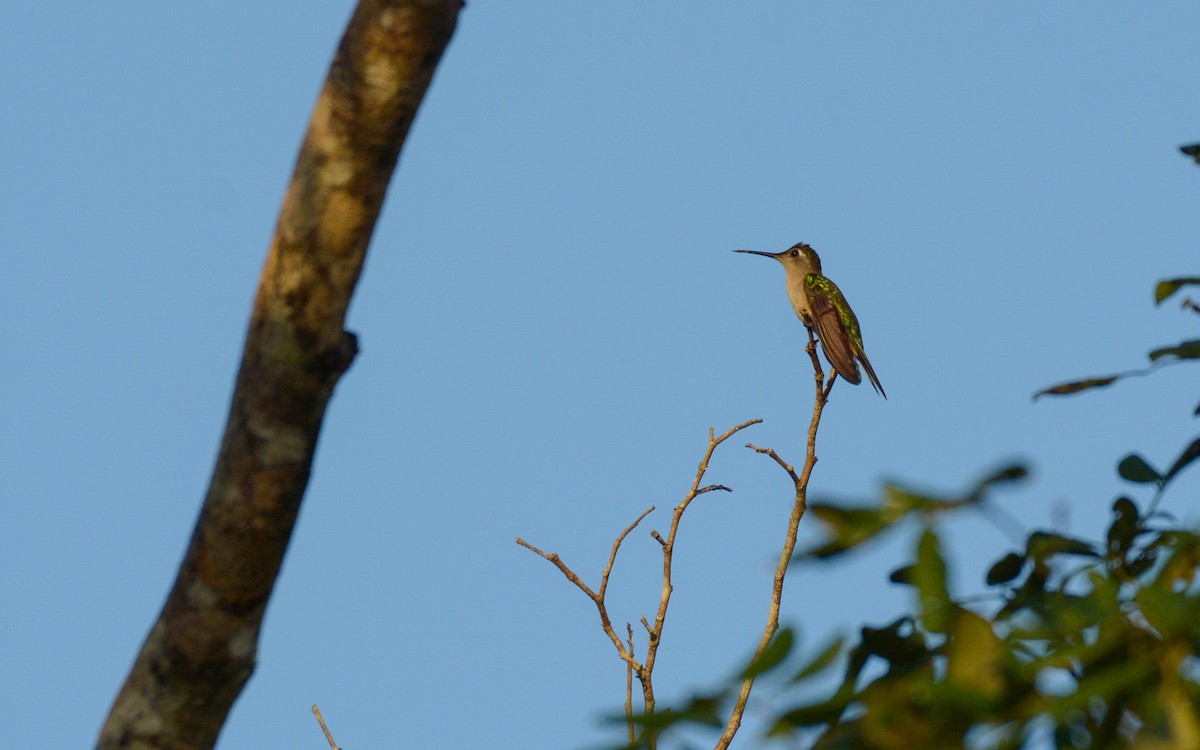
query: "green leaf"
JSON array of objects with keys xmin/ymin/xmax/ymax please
[
  {"xmin": 770, "ymin": 694, "xmax": 853, "ymax": 731},
  {"xmin": 1107, "ymin": 497, "xmax": 1141, "ymax": 560},
  {"xmin": 888, "ymin": 564, "xmax": 914, "ymax": 585},
  {"xmin": 624, "ymin": 691, "xmax": 726, "ymax": 731},
  {"xmin": 742, "ymin": 627, "xmax": 795, "ymax": 679},
  {"xmin": 1033, "ymin": 376, "xmax": 1119, "ymax": 400},
  {"xmin": 1135, "ymin": 585, "xmax": 1200, "ymax": 638},
  {"xmin": 791, "ymin": 635, "xmax": 846, "ymax": 683},
  {"xmin": 914, "ymin": 527, "xmax": 952, "ymax": 633},
  {"xmin": 963, "ymin": 463, "xmax": 1031, "ymax": 505},
  {"xmin": 946, "ymin": 610, "xmax": 1006, "ymax": 701},
  {"xmin": 857, "ymin": 617, "xmax": 927, "ymax": 669},
  {"xmin": 1026, "ymin": 531, "xmax": 1099, "ymax": 562},
  {"xmin": 1154, "ymin": 277, "xmax": 1200, "ymax": 305},
  {"xmin": 976, "ymin": 463, "xmax": 1031, "ymax": 489},
  {"xmin": 986, "ymin": 552, "xmax": 1026, "ymax": 586},
  {"xmin": 1117, "ymin": 453, "xmax": 1162, "ymax": 484},
  {"xmin": 1162, "ymin": 437, "xmax": 1200, "ymax": 485},
  {"xmin": 1148, "ymin": 339, "xmax": 1200, "ymax": 361},
  {"xmin": 797, "ymin": 503, "xmax": 892, "ymax": 560}
]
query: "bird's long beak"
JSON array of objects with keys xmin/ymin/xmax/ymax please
[{"xmin": 734, "ymin": 249, "xmax": 781, "ymax": 259}]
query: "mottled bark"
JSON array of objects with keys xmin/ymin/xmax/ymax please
[{"xmin": 98, "ymin": 2, "xmax": 461, "ymax": 748}]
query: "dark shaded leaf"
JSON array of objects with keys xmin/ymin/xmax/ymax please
[
  {"xmin": 1126, "ymin": 552, "xmax": 1157, "ymax": 577},
  {"xmin": 1155, "ymin": 276, "xmax": 1200, "ymax": 304},
  {"xmin": 889, "ymin": 564, "xmax": 914, "ymax": 585},
  {"xmin": 986, "ymin": 552, "xmax": 1026, "ymax": 586},
  {"xmin": 624, "ymin": 691, "xmax": 726, "ymax": 731},
  {"xmin": 770, "ymin": 694, "xmax": 852, "ymax": 731},
  {"xmin": 1117, "ymin": 454, "xmax": 1162, "ymax": 484},
  {"xmin": 1162, "ymin": 437, "xmax": 1200, "ymax": 484},
  {"xmin": 1107, "ymin": 497, "xmax": 1141, "ymax": 560},
  {"xmin": 858, "ymin": 617, "xmax": 927, "ymax": 670},
  {"xmin": 964, "ymin": 463, "xmax": 1031, "ymax": 505},
  {"xmin": 1148, "ymin": 339, "xmax": 1200, "ymax": 361},
  {"xmin": 977, "ymin": 463, "xmax": 1030, "ymax": 488},
  {"xmin": 742, "ymin": 627, "xmax": 794, "ymax": 679},
  {"xmin": 1026, "ymin": 530, "xmax": 1099, "ymax": 561},
  {"xmin": 1033, "ymin": 376, "xmax": 1120, "ymax": 399}
]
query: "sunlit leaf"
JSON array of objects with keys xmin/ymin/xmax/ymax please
[
  {"xmin": 791, "ymin": 635, "xmax": 846, "ymax": 683},
  {"xmin": 1033, "ymin": 376, "xmax": 1120, "ymax": 400},
  {"xmin": 946, "ymin": 610, "xmax": 1005, "ymax": 701},
  {"xmin": 797, "ymin": 504, "xmax": 893, "ymax": 560},
  {"xmin": 915, "ymin": 528, "xmax": 951, "ymax": 634},
  {"xmin": 1136, "ymin": 586, "xmax": 1200, "ymax": 638},
  {"xmin": 743, "ymin": 627, "xmax": 795, "ymax": 679},
  {"xmin": 1155, "ymin": 276, "xmax": 1200, "ymax": 305},
  {"xmin": 1117, "ymin": 454, "xmax": 1162, "ymax": 484},
  {"xmin": 986, "ymin": 552, "xmax": 1026, "ymax": 586},
  {"xmin": 882, "ymin": 485, "xmax": 951, "ymax": 514}
]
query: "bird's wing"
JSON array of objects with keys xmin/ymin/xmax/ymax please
[{"xmin": 804, "ymin": 275, "xmax": 862, "ymax": 385}]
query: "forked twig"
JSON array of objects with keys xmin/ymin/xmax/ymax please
[{"xmin": 517, "ymin": 418, "xmax": 762, "ymax": 748}]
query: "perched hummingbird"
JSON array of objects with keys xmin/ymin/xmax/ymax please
[{"xmin": 736, "ymin": 242, "xmax": 886, "ymax": 398}]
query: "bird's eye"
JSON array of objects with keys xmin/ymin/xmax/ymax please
[{"xmin": 790, "ymin": 250, "xmax": 799, "ymax": 257}]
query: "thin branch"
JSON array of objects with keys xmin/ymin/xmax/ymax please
[
  {"xmin": 600, "ymin": 506, "xmax": 657, "ymax": 600},
  {"xmin": 312, "ymin": 705, "xmax": 341, "ymax": 750},
  {"xmin": 514, "ymin": 503, "xmax": 656, "ymax": 671},
  {"xmin": 640, "ymin": 419, "xmax": 763, "ymax": 718},
  {"xmin": 744, "ymin": 444, "xmax": 800, "ymax": 484},
  {"xmin": 715, "ymin": 330, "xmax": 830, "ymax": 750},
  {"xmin": 514, "ymin": 538, "xmax": 602, "ymax": 601},
  {"xmin": 516, "ymin": 419, "xmax": 761, "ymax": 750},
  {"xmin": 625, "ymin": 624, "xmax": 637, "ymax": 746}
]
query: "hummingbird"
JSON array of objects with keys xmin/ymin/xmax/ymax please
[{"xmin": 736, "ymin": 242, "xmax": 886, "ymax": 398}]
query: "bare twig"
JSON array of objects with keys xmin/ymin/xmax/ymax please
[
  {"xmin": 517, "ymin": 419, "xmax": 762, "ymax": 749},
  {"xmin": 640, "ymin": 419, "xmax": 762, "ymax": 720},
  {"xmin": 625, "ymin": 624, "xmax": 636, "ymax": 746},
  {"xmin": 600, "ymin": 506, "xmax": 657, "ymax": 600},
  {"xmin": 312, "ymin": 705, "xmax": 341, "ymax": 750},
  {"xmin": 514, "ymin": 503, "xmax": 655, "ymax": 671},
  {"xmin": 715, "ymin": 330, "xmax": 830, "ymax": 749}
]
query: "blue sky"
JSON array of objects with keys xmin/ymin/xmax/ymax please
[{"xmin": 4, "ymin": 2, "xmax": 1200, "ymax": 748}]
